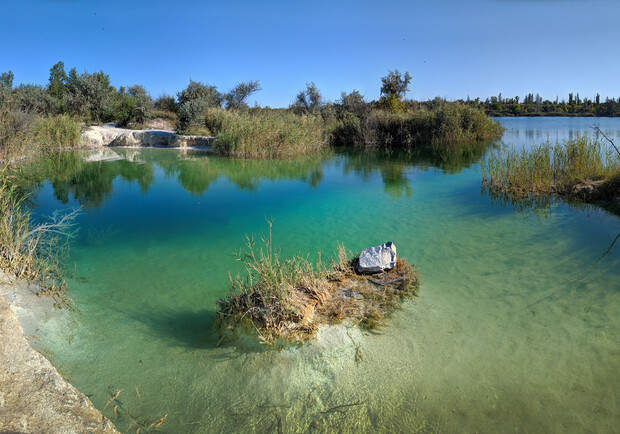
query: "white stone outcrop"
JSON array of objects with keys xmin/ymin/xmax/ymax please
[
  {"xmin": 357, "ymin": 242, "xmax": 397, "ymax": 273},
  {"xmin": 80, "ymin": 125, "xmax": 213, "ymax": 149}
]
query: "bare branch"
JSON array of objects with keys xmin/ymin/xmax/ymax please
[{"xmin": 592, "ymin": 124, "xmax": 620, "ymax": 156}]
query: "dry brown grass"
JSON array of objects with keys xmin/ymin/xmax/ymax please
[{"xmin": 216, "ymin": 230, "xmax": 419, "ymax": 345}]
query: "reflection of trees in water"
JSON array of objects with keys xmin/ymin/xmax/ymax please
[
  {"xmin": 21, "ymin": 150, "xmax": 326, "ymax": 208},
  {"xmin": 341, "ymin": 140, "xmax": 496, "ymax": 198},
  {"xmin": 159, "ymin": 155, "xmax": 325, "ymax": 194},
  {"xmin": 20, "ymin": 141, "xmax": 497, "ymax": 208},
  {"xmin": 22, "ymin": 152, "xmax": 154, "ymax": 209}
]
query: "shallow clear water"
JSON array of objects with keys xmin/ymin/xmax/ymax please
[{"xmin": 26, "ymin": 118, "xmax": 620, "ymax": 433}]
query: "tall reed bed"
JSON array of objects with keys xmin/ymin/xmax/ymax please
[
  {"xmin": 204, "ymin": 108, "xmax": 325, "ymax": 158},
  {"xmin": 482, "ymin": 136, "xmax": 620, "ymax": 200},
  {"xmin": 32, "ymin": 114, "xmax": 81, "ymax": 151}
]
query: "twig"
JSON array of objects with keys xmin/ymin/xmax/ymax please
[
  {"xmin": 320, "ymin": 400, "xmax": 365, "ymax": 414},
  {"xmin": 594, "ymin": 231, "xmax": 620, "ymax": 264},
  {"xmin": 367, "ymin": 276, "xmax": 406, "ymax": 286},
  {"xmin": 592, "ymin": 124, "xmax": 620, "ymax": 156},
  {"xmin": 104, "ymin": 389, "xmax": 122, "ymax": 410}
]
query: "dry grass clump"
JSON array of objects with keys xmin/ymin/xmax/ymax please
[
  {"xmin": 0, "ymin": 170, "xmax": 78, "ymax": 295},
  {"xmin": 482, "ymin": 137, "xmax": 620, "ymax": 209},
  {"xmin": 216, "ymin": 224, "xmax": 419, "ymax": 344}
]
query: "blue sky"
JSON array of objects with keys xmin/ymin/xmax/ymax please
[{"xmin": 2, "ymin": 0, "xmax": 619, "ymax": 107}]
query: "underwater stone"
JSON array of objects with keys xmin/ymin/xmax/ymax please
[
  {"xmin": 341, "ymin": 288, "xmax": 364, "ymax": 300},
  {"xmin": 357, "ymin": 242, "xmax": 397, "ymax": 273}
]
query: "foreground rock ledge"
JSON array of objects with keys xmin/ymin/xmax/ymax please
[{"xmin": 0, "ymin": 294, "xmax": 118, "ymax": 433}]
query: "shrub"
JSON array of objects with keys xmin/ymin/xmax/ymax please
[{"xmin": 154, "ymin": 94, "xmax": 179, "ymax": 113}]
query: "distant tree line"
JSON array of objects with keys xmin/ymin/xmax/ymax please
[
  {"xmin": 2, "ymin": 62, "xmax": 503, "ymax": 158},
  {"xmin": 464, "ymin": 92, "xmax": 620, "ymax": 117}
]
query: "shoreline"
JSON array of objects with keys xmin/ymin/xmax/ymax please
[
  {"xmin": 80, "ymin": 125, "xmax": 214, "ymax": 149},
  {"xmin": 0, "ymin": 270, "xmax": 119, "ymax": 433}
]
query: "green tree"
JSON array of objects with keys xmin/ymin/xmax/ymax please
[
  {"xmin": 177, "ymin": 80, "xmax": 222, "ymax": 108},
  {"xmin": 0, "ymin": 71, "xmax": 14, "ymax": 106},
  {"xmin": 338, "ymin": 90, "xmax": 368, "ymax": 118},
  {"xmin": 380, "ymin": 70, "xmax": 411, "ymax": 99},
  {"xmin": 47, "ymin": 61, "xmax": 68, "ymax": 101},
  {"xmin": 14, "ymin": 84, "xmax": 55, "ymax": 114},
  {"xmin": 224, "ymin": 80, "xmax": 261, "ymax": 110},
  {"xmin": 176, "ymin": 80, "xmax": 222, "ymax": 132},
  {"xmin": 64, "ymin": 68, "xmax": 115, "ymax": 122},
  {"xmin": 379, "ymin": 70, "xmax": 412, "ymax": 112},
  {"xmin": 292, "ymin": 82, "xmax": 323, "ymax": 114}
]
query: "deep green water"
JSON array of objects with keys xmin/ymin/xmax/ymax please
[{"xmin": 26, "ymin": 118, "xmax": 620, "ymax": 433}]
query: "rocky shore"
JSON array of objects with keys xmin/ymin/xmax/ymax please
[
  {"xmin": 0, "ymin": 271, "xmax": 118, "ymax": 433},
  {"xmin": 80, "ymin": 125, "xmax": 213, "ymax": 149}
]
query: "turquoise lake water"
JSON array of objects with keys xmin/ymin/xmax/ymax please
[{"xmin": 27, "ymin": 118, "xmax": 620, "ymax": 433}]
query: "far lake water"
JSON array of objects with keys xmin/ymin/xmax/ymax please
[{"xmin": 25, "ymin": 118, "xmax": 619, "ymax": 432}]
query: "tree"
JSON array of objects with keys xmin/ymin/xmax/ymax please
[
  {"xmin": 177, "ymin": 80, "xmax": 222, "ymax": 108},
  {"xmin": 380, "ymin": 70, "xmax": 411, "ymax": 100},
  {"xmin": 224, "ymin": 80, "xmax": 261, "ymax": 110},
  {"xmin": 0, "ymin": 71, "xmax": 13, "ymax": 89},
  {"xmin": 14, "ymin": 84, "xmax": 55, "ymax": 114},
  {"xmin": 292, "ymin": 82, "xmax": 323, "ymax": 114},
  {"xmin": 154, "ymin": 94, "xmax": 178, "ymax": 113},
  {"xmin": 175, "ymin": 80, "xmax": 222, "ymax": 133},
  {"xmin": 0, "ymin": 70, "xmax": 14, "ymax": 107},
  {"xmin": 64, "ymin": 68, "xmax": 115, "ymax": 122},
  {"xmin": 339, "ymin": 90, "xmax": 368, "ymax": 118},
  {"xmin": 379, "ymin": 70, "xmax": 412, "ymax": 112},
  {"xmin": 47, "ymin": 61, "xmax": 68, "ymax": 100},
  {"xmin": 113, "ymin": 85, "xmax": 154, "ymax": 127}
]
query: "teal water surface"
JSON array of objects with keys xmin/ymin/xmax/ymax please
[{"xmin": 25, "ymin": 118, "xmax": 620, "ymax": 433}]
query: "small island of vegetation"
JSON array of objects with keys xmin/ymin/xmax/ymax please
[{"xmin": 216, "ymin": 224, "xmax": 419, "ymax": 345}]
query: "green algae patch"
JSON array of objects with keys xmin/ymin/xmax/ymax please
[{"xmin": 216, "ymin": 225, "xmax": 419, "ymax": 345}]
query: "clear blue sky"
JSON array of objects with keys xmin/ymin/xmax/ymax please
[{"xmin": 2, "ymin": 0, "xmax": 619, "ymax": 107}]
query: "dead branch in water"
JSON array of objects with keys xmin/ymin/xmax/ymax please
[
  {"xmin": 320, "ymin": 400, "xmax": 366, "ymax": 414},
  {"xmin": 104, "ymin": 389, "xmax": 122, "ymax": 410},
  {"xmin": 592, "ymin": 124, "xmax": 620, "ymax": 156}
]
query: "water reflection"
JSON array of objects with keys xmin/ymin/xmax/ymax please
[{"xmin": 19, "ymin": 142, "xmax": 497, "ymax": 209}]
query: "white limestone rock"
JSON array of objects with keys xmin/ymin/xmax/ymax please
[{"xmin": 357, "ymin": 242, "xmax": 397, "ymax": 273}]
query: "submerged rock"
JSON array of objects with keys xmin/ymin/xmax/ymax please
[
  {"xmin": 341, "ymin": 288, "xmax": 364, "ymax": 300},
  {"xmin": 357, "ymin": 242, "xmax": 397, "ymax": 273}
]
